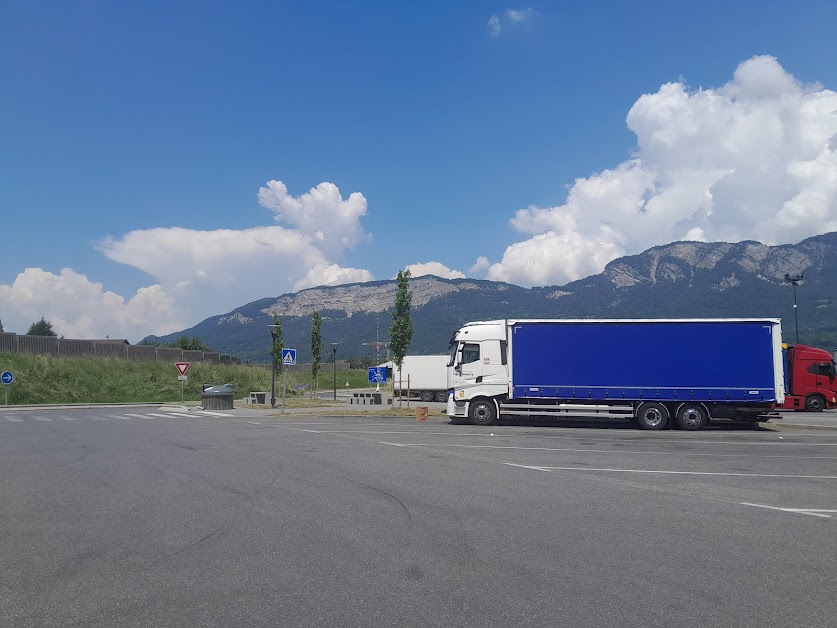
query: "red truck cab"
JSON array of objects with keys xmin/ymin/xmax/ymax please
[{"xmin": 781, "ymin": 344, "xmax": 837, "ymax": 412}]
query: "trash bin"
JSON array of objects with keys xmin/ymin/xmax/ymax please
[
  {"xmin": 416, "ymin": 406, "xmax": 428, "ymax": 421},
  {"xmin": 202, "ymin": 383, "xmax": 235, "ymax": 410}
]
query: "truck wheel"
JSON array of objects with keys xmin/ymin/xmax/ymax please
[
  {"xmin": 420, "ymin": 390, "xmax": 434, "ymax": 403},
  {"xmin": 469, "ymin": 399, "xmax": 497, "ymax": 426},
  {"xmin": 635, "ymin": 402, "xmax": 669, "ymax": 430},
  {"xmin": 435, "ymin": 391, "xmax": 448, "ymax": 403},
  {"xmin": 805, "ymin": 394, "xmax": 826, "ymax": 412},
  {"xmin": 675, "ymin": 403, "xmax": 708, "ymax": 430}
]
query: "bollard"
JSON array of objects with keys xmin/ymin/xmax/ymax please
[{"xmin": 416, "ymin": 406, "xmax": 428, "ymax": 421}]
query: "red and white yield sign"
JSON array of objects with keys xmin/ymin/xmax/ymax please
[{"xmin": 175, "ymin": 362, "xmax": 191, "ymax": 376}]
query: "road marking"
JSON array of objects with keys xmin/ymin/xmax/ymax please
[
  {"xmin": 89, "ymin": 416, "xmax": 107, "ymax": 421},
  {"xmin": 740, "ymin": 502, "xmax": 836, "ymax": 518},
  {"xmin": 248, "ymin": 421, "xmax": 262, "ymax": 425},
  {"xmin": 146, "ymin": 413, "xmax": 171, "ymax": 418},
  {"xmin": 503, "ymin": 464, "xmax": 837, "ymax": 480},
  {"xmin": 33, "ymin": 416, "xmax": 52, "ymax": 422},
  {"xmin": 375, "ymin": 442, "xmax": 837, "ymax": 460},
  {"xmin": 108, "ymin": 415, "xmax": 133, "ymax": 420},
  {"xmin": 60, "ymin": 416, "xmax": 77, "ymax": 421},
  {"xmin": 124, "ymin": 413, "xmax": 156, "ymax": 419},
  {"xmin": 5, "ymin": 416, "xmax": 22, "ymax": 422},
  {"xmin": 193, "ymin": 410, "xmax": 233, "ymax": 417},
  {"xmin": 165, "ymin": 412, "xmax": 195, "ymax": 418}
]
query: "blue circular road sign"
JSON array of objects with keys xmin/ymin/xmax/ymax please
[{"xmin": 1, "ymin": 371, "xmax": 13, "ymax": 385}]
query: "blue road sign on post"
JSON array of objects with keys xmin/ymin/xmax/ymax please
[
  {"xmin": 281, "ymin": 348, "xmax": 296, "ymax": 366},
  {"xmin": 368, "ymin": 367, "xmax": 387, "ymax": 384},
  {"xmin": 1, "ymin": 371, "xmax": 12, "ymax": 405}
]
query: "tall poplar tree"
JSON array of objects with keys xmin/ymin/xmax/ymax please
[
  {"xmin": 389, "ymin": 269, "xmax": 413, "ymax": 371},
  {"xmin": 310, "ymin": 311, "xmax": 322, "ymax": 391},
  {"xmin": 269, "ymin": 314, "xmax": 283, "ymax": 376}
]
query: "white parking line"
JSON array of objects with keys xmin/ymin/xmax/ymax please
[
  {"xmin": 504, "ymin": 464, "xmax": 837, "ymax": 480},
  {"xmin": 165, "ymin": 412, "xmax": 195, "ymax": 418},
  {"xmin": 124, "ymin": 413, "xmax": 156, "ymax": 419},
  {"xmin": 146, "ymin": 413, "xmax": 172, "ymax": 418},
  {"xmin": 741, "ymin": 502, "xmax": 836, "ymax": 518},
  {"xmin": 33, "ymin": 416, "xmax": 52, "ymax": 422},
  {"xmin": 108, "ymin": 415, "xmax": 133, "ymax": 420},
  {"xmin": 192, "ymin": 411, "xmax": 232, "ymax": 417},
  {"xmin": 5, "ymin": 416, "xmax": 22, "ymax": 422},
  {"xmin": 60, "ymin": 416, "xmax": 77, "ymax": 421},
  {"xmin": 376, "ymin": 442, "xmax": 837, "ymax": 460}
]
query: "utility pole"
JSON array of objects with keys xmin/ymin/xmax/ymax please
[{"xmin": 784, "ymin": 273, "xmax": 803, "ymax": 345}]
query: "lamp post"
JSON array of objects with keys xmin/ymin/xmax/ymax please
[
  {"xmin": 784, "ymin": 273, "xmax": 803, "ymax": 345},
  {"xmin": 330, "ymin": 342, "xmax": 340, "ymax": 401},
  {"xmin": 269, "ymin": 324, "xmax": 281, "ymax": 408}
]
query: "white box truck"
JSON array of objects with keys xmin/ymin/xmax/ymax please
[{"xmin": 388, "ymin": 355, "xmax": 450, "ymax": 403}]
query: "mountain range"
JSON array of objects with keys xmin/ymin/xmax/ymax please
[{"xmin": 144, "ymin": 232, "xmax": 837, "ymax": 363}]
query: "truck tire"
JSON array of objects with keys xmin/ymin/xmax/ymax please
[
  {"xmin": 675, "ymin": 403, "xmax": 708, "ymax": 430},
  {"xmin": 435, "ymin": 390, "xmax": 448, "ymax": 403},
  {"xmin": 635, "ymin": 402, "xmax": 669, "ymax": 430},
  {"xmin": 420, "ymin": 390, "xmax": 434, "ymax": 403},
  {"xmin": 469, "ymin": 399, "xmax": 497, "ymax": 426},
  {"xmin": 805, "ymin": 394, "xmax": 826, "ymax": 412}
]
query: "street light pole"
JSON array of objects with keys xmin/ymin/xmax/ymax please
[
  {"xmin": 784, "ymin": 273, "xmax": 803, "ymax": 345},
  {"xmin": 330, "ymin": 342, "xmax": 340, "ymax": 401},
  {"xmin": 269, "ymin": 324, "xmax": 281, "ymax": 408}
]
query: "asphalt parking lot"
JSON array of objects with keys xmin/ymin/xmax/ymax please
[{"xmin": 1, "ymin": 404, "xmax": 835, "ymax": 628}]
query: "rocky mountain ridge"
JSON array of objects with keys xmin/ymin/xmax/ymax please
[{"xmin": 145, "ymin": 233, "xmax": 837, "ymax": 363}]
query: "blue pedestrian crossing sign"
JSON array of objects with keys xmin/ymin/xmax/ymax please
[
  {"xmin": 281, "ymin": 348, "xmax": 297, "ymax": 365},
  {"xmin": 368, "ymin": 367, "xmax": 386, "ymax": 384}
]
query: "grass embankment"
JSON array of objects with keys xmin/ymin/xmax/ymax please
[{"xmin": 0, "ymin": 352, "xmax": 379, "ymax": 405}]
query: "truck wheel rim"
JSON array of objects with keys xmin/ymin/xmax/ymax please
[
  {"xmin": 474, "ymin": 405, "xmax": 490, "ymax": 422},
  {"xmin": 682, "ymin": 408, "xmax": 701, "ymax": 428},
  {"xmin": 643, "ymin": 408, "xmax": 663, "ymax": 426}
]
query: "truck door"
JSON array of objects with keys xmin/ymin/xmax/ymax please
[
  {"xmin": 808, "ymin": 362, "xmax": 837, "ymax": 399},
  {"xmin": 454, "ymin": 342, "xmax": 484, "ymax": 395}
]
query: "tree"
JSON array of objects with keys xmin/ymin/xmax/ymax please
[
  {"xmin": 27, "ymin": 317, "xmax": 57, "ymax": 337},
  {"xmin": 0, "ymin": 317, "xmax": 4, "ymax": 333},
  {"xmin": 389, "ymin": 269, "xmax": 413, "ymax": 372},
  {"xmin": 269, "ymin": 314, "xmax": 283, "ymax": 377},
  {"xmin": 170, "ymin": 336, "xmax": 213, "ymax": 351},
  {"xmin": 310, "ymin": 311, "xmax": 322, "ymax": 391}
]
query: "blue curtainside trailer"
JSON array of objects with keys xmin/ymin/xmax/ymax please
[{"xmin": 447, "ymin": 318, "xmax": 785, "ymax": 430}]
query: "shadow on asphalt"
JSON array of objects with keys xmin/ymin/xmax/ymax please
[{"xmin": 449, "ymin": 416, "xmax": 775, "ymax": 431}]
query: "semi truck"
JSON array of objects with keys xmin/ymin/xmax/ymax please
[
  {"xmin": 389, "ymin": 355, "xmax": 450, "ymax": 403},
  {"xmin": 780, "ymin": 343, "xmax": 837, "ymax": 411},
  {"xmin": 446, "ymin": 318, "xmax": 785, "ymax": 430}
]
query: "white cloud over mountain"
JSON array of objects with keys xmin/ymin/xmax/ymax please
[
  {"xmin": 487, "ymin": 55, "xmax": 837, "ymax": 286},
  {"xmin": 1, "ymin": 182, "xmax": 374, "ymax": 341},
  {"xmin": 403, "ymin": 262, "xmax": 466, "ymax": 280}
]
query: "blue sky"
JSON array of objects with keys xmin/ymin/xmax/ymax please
[{"xmin": 2, "ymin": 1, "xmax": 837, "ymax": 342}]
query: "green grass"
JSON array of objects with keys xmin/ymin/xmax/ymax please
[{"xmin": 0, "ymin": 353, "xmax": 383, "ymax": 405}]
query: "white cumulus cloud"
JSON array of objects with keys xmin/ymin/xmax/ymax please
[
  {"xmin": 403, "ymin": 262, "xmax": 466, "ymax": 280},
  {"xmin": 257, "ymin": 180, "xmax": 370, "ymax": 254},
  {"xmin": 488, "ymin": 55, "xmax": 837, "ymax": 287},
  {"xmin": 469, "ymin": 256, "xmax": 490, "ymax": 274},
  {"xmin": 0, "ymin": 268, "xmax": 179, "ymax": 340},
  {"xmin": 0, "ymin": 180, "xmax": 374, "ymax": 341}
]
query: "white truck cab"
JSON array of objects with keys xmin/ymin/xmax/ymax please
[{"xmin": 446, "ymin": 320, "xmax": 509, "ymax": 422}]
